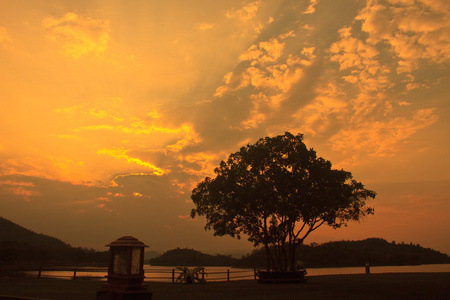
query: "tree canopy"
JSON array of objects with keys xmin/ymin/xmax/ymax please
[{"xmin": 190, "ymin": 132, "xmax": 376, "ymax": 271}]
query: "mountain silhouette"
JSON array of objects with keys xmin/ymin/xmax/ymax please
[
  {"xmin": 0, "ymin": 216, "xmax": 107, "ymax": 265},
  {"xmin": 0, "ymin": 216, "xmax": 70, "ymax": 248}
]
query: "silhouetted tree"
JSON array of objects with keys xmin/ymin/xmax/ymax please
[{"xmin": 191, "ymin": 132, "xmax": 375, "ymax": 271}]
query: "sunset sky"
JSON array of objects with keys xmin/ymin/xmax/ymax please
[{"xmin": 1, "ymin": 0, "xmax": 449, "ymax": 256}]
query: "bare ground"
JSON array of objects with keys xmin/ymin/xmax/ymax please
[{"xmin": 1, "ymin": 272, "xmax": 449, "ymax": 300}]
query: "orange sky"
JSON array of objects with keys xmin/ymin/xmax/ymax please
[{"xmin": 1, "ymin": 0, "xmax": 449, "ymax": 256}]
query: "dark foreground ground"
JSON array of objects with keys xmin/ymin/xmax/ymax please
[{"xmin": 1, "ymin": 273, "xmax": 449, "ymax": 300}]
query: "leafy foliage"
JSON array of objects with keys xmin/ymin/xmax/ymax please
[{"xmin": 191, "ymin": 132, "xmax": 376, "ymax": 271}]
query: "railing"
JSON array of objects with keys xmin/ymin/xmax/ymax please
[
  {"xmin": 202, "ymin": 269, "xmax": 255, "ymax": 282},
  {"xmin": 146, "ymin": 268, "xmax": 256, "ymax": 282},
  {"xmin": 0, "ymin": 267, "xmax": 256, "ymax": 283}
]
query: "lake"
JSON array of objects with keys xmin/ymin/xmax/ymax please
[
  {"xmin": 26, "ymin": 264, "xmax": 450, "ymax": 282},
  {"xmin": 306, "ymin": 263, "xmax": 450, "ymax": 276}
]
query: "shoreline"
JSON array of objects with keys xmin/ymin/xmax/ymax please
[{"xmin": 1, "ymin": 272, "xmax": 450, "ymax": 299}]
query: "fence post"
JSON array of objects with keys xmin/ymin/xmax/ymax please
[
  {"xmin": 365, "ymin": 263, "xmax": 370, "ymax": 274},
  {"xmin": 172, "ymin": 269, "xmax": 175, "ymax": 283},
  {"xmin": 227, "ymin": 269, "xmax": 230, "ymax": 282},
  {"xmin": 73, "ymin": 269, "xmax": 77, "ymax": 280},
  {"xmin": 202, "ymin": 269, "xmax": 205, "ymax": 280},
  {"xmin": 38, "ymin": 267, "xmax": 42, "ymax": 278},
  {"xmin": 254, "ymin": 268, "xmax": 256, "ymax": 280}
]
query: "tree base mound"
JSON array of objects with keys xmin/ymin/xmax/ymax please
[{"xmin": 256, "ymin": 270, "xmax": 308, "ymax": 284}]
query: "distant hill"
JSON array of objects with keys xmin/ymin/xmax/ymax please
[
  {"xmin": 236, "ymin": 238, "xmax": 450, "ymax": 269},
  {"xmin": 144, "ymin": 250, "xmax": 161, "ymax": 261},
  {"xmin": 150, "ymin": 248, "xmax": 238, "ymax": 266},
  {"xmin": 0, "ymin": 216, "xmax": 70, "ymax": 248},
  {"xmin": 0, "ymin": 216, "xmax": 107, "ymax": 265}
]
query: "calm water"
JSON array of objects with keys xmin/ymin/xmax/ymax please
[
  {"xmin": 26, "ymin": 264, "xmax": 450, "ymax": 281},
  {"xmin": 306, "ymin": 263, "xmax": 450, "ymax": 276}
]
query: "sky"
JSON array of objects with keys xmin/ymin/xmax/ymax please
[{"xmin": 0, "ymin": 0, "xmax": 449, "ymax": 256}]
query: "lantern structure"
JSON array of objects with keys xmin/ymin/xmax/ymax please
[{"xmin": 97, "ymin": 236, "xmax": 152, "ymax": 300}]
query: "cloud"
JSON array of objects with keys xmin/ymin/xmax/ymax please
[
  {"xmin": 290, "ymin": 0, "xmax": 446, "ymax": 165},
  {"xmin": 0, "ymin": 26, "xmax": 12, "ymax": 45},
  {"xmin": 88, "ymin": 108, "xmax": 124, "ymax": 122},
  {"xmin": 239, "ymin": 37, "xmax": 286, "ymax": 63},
  {"xmin": 356, "ymin": 0, "xmax": 450, "ymax": 73},
  {"xmin": 51, "ymin": 100, "xmax": 204, "ymax": 184},
  {"xmin": 0, "ymin": 179, "xmax": 40, "ymax": 201},
  {"xmin": 226, "ymin": 1, "xmax": 261, "ymax": 21},
  {"xmin": 177, "ymin": 152, "xmax": 220, "ymax": 177},
  {"xmin": 198, "ymin": 23, "xmax": 214, "ymax": 30},
  {"xmin": 97, "ymin": 148, "xmax": 168, "ymax": 176},
  {"xmin": 214, "ymin": 31, "xmax": 308, "ymax": 124},
  {"xmin": 295, "ymin": 82, "xmax": 348, "ymax": 136},
  {"xmin": 330, "ymin": 108, "xmax": 439, "ymax": 161},
  {"xmin": 303, "ymin": 0, "xmax": 319, "ymax": 14},
  {"xmin": 223, "ymin": 0, "xmax": 271, "ymax": 36},
  {"xmin": 60, "ymin": 102, "xmax": 199, "ymax": 145},
  {"xmin": 1, "ymin": 157, "xmax": 55, "ymax": 180},
  {"xmin": 42, "ymin": 12, "xmax": 110, "ymax": 59},
  {"xmin": 330, "ymin": 26, "xmax": 379, "ymax": 69}
]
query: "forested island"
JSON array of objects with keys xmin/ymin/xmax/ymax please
[
  {"xmin": 235, "ymin": 238, "xmax": 450, "ymax": 268},
  {"xmin": 149, "ymin": 248, "xmax": 237, "ymax": 266},
  {"xmin": 150, "ymin": 238, "xmax": 449, "ymax": 268},
  {"xmin": 1, "ymin": 216, "xmax": 449, "ymax": 268}
]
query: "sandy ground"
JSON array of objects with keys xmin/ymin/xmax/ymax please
[{"xmin": 0, "ymin": 272, "xmax": 449, "ymax": 300}]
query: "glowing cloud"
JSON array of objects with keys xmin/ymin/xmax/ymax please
[
  {"xmin": 42, "ymin": 12, "xmax": 110, "ymax": 59},
  {"xmin": 356, "ymin": 0, "xmax": 450, "ymax": 73},
  {"xmin": 198, "ymin": 23, "xmax": 214, "ymax": 30},
  {"xmin": 0, "ymin": 26, "xmax": 12, "ymax": 44},
  {"xmin": 226, "ymin": 1, "xmax": 261, "ymax": 21},
  {"xmin": 0, "ymin": 180, "xmax": 40, "ymax": 201},
  {"xmin": 330, "ymin": 108, "xmax": 439, "ymax": 160},
  {"xmin": 178, "ymin": 152, "xmax": 220, "ymax": 177},
  {"xmin": 303, "ymin": 0, "xmax": 319, "ymax": 14},
  {"xmin": 97, "ymin": 148, "xmax": 167, "ymax": 176}
]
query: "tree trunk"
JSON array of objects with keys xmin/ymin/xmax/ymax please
[
  {"xmin": 289, "ymin": 243, "xmax": 296, "ymax": 271},
  {"xmin": 288, "ymin": 231, "xmax": 294, "ymax": 271},
  {"xmin": 264, "ymin": 243, "xmax": 276, "ymax": 271},
  {"xmin": 289, "ymin": 238, "xmax": 303, "ymax": 271},
  {"xmin": 275, "ymin": 243, "xmax": 283, "ymax": 271},
  {"xmin": 281, "ymin": 240, "xmax": 288, "ymax": 271}
]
